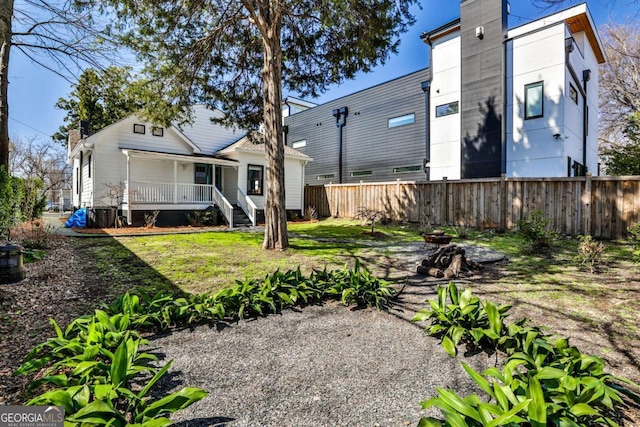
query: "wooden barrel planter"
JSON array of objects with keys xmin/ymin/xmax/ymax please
[{"xmin": 0, "ymin": 244, "xmax": 27, "ymax": 284}]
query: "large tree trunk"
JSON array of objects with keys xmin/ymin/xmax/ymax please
[
  {"xmin": 0, "ymin": 0, "xmax": 12, "ymax": 171},
  {"xmin": 261, "ymin": 17, "xmax": 288, "ymax": 250}
]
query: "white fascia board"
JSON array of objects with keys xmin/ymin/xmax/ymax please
[
  {"xmin": 169, "ymin": 125, "xmax": 202, "ymax": 154},
  {"xmin": 120, "ymin": 148, "xmax": 238, "ymax": 167}
]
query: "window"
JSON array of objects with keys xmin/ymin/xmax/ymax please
[
  {"xmin": 88, "ymin": 154, "xmax": 92, "ymax": 178},
  {"xmin": 393, "ymin": 165, "xmax": 422, "ymax": 174},
  {"xmin": 247, "ymin": 164, "xmax": 264, "ymax": 195},
  {"xmin": 435, "ymin": 101, "xmax": 459, "ymax": 117},
  {"xmin": 75, "ymin": 167, "xmax": 79, "ymax": 194},
  {"xmin": 316, "ymin": 174, "xmax": 335, "ymax": 180},
  {"xmin": 152, "ymin": 126, "xmax": 164, "ymax": 137},
  {"xmin": 525, "ymin": 81, "xmax": 544, "ymax": 119},
  {"xmin": 388, "ymin": 113, "xmax": 415, "ymax": 128},
  {"xmin": 292, "ymin": 139, "xmax": 307, "ymax": 149},
  {"xmin": 350, "ymin": 170, "xmax": 372, "ymax": 177},
  {"xmin": 572, "ymin": 160, "xmax": 586, "ymax": 177},
  {"xmin": 133, "ymin": 124, "xmax": 145, "ymax": 134},
  {"xmin": 569, "ymin": 83, "xmax": 578, "ymax": 105}
]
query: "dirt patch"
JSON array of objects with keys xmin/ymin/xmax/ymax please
[{"xmin": 0, "ymin": 240, "xmax": 129, "ymax": 403}]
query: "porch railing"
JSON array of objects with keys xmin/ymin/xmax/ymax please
[
  {"xmin": 213, "ymin": 187, "xmax": 234, "ymax": 228},
  {"xmin": 125, "ymin": 181, "xmax": 237, "ymax": 227},
  {"xmin": 177, "ymin": 183, "xmax": 213, "ymax": 203},
  {"xmin": 236, "ymin": 187, "xmax": 257, "ymax": 226},
  {"xmin": 129, "ymin": 182, "xmax": 176, "ymax": 203}
]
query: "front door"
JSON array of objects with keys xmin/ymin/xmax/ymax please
[
  {"xmin": 194, "ymin": 164, "xmax": 212, "ymax": 202},
  {"xmin": 215, "ymin": 165, "xmax": 223, "ymax": 192},
  {"xmin": 195, "ymin": 164, "xmax": 212, "ymax": 185}
]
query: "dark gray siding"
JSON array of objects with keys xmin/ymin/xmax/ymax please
[
  {"xmin": 285, "ymin": 69, "xmax": 430, "ymax": 185},
  {"xmin": 459, "ymin": 0, "xmax": 507, "ymax": 178}
]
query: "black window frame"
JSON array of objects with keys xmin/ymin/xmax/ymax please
[
  {"xmin": 247, "ymin": 164, "xmax": 264, "ymax": 196},
  {"xmin": 393, "ymin": 165, "xmax": 422, "ymax": 174},
  {"xmin": 316, "ymin": 174, "xmax": 335, "ymax": 181},
  {"xmin": 88, "ymin": 154, "xmax": 92, "ymax": 178},
  {"xmin": 152, "ymin": 126, "xmax": 164, "ymax": 137},
  {"xmin": 435, "ymin": 101, "xmax": 459, "ymax": 118},
  {"xmin": 350, "ymin": 170, "xmax": 372, "ymax": 178},
  {"xmin": 133, "ymin": 124, "xmax": 146, "ymax": 134},
  {"xmin": 525, "ymin": 81, "xmax": 544, "ymax": 120}
]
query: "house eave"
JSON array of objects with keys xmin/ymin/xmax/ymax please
[{"xmin": 120, "ymin": 148, "xmax": 239, "ymax": 166}]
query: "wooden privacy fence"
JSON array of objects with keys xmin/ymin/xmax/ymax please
[{"xmin": 304, "ymin": 175, "xmax": 640, "ymax": 239}]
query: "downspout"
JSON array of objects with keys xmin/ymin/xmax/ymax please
[
  {"xmin": 421, "ymin": 80, "xmax": 432, "ymax": 180},
  {"xmin": 283, "ymin": 125, "xmax": 289, "ymax": 147},
  {"xmin": 582, "ymin": 69, "xmax": 591, "ymax": 174},
  {"xmin": 332, "ymin": 107, "xmax": 348, "ymax": 183},
  {"xmin": 79, "ymin": 151, "xmax": 83, "ymax": 207},
  {"xmin": 125, "ymin": 151, "xmax": 131, "ymax": 225}
]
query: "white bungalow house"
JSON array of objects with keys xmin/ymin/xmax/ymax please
[{"xmin": 67, "ymin": 105, "xmax": 312, "ymax": 227}]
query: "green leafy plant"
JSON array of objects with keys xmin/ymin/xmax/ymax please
[
  {"xmin": 412, "ymin": 283, "xmax": 509, "ymax": 356},
  {"xmin": 27, "ymin": 360, "xmax": 207, "ymax": 427},
  {"xmin": 517, "ymin": 210, "xmax": 555, "ymax": 253},
  {"xmin": 414, "ymin": 286, "xmax": 640, "ymax": 427},
  {"xmin": 576, "ymin": 235, "xmax": 606, "ymax": 273},
  {"xmin": 322, "ymin": 260, "xmax": 396, "ymax": 309}
]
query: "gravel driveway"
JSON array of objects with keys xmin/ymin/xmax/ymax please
[{"xmin": 152, "ymin": 300, "xmax": 493, "ymax": 427}]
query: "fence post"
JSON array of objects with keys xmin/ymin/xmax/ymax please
[
  {"xmin": 442, "ymin": 177, "xmax": 448, "ymax": 225},
  {"xmin": 582, "ymin": 173, "xmax": 592, "ymax": 235}
]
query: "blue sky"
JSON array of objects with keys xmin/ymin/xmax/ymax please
[{"xmin": 8, "ymin": 0, "xmax": 637, "ymax": 141}]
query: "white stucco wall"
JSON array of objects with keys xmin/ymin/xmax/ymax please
[
  {"xmin": 506, "ymin": 20, "xmax": 601, "ymax": 177},
  {"xmin": 429, "ymin": 31, "xmax": 462, "ymax": 181},
  {"xmin": 506, "ymin": 23, "xmax": 567, "ymax": 177}
]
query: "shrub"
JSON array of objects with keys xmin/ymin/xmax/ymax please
[
  {"xmin": 187, "ymin": 209, "xmax": 214, "ymax": 226},
  {"xmin": 0, "ymin": 166, "xmax": 19, "ymax": 241},
  {"xmin": 628, "ymin": 223, "xmax": 640, "ymax": 262},
  {"xmin": 144, "ymin": 210, "xmax": 160, "ymax": 228},
  {"xmin": 576, "ymin": 235, "xmax": 606, "ymax": 273},
  {"xmin": 517, "ymin": 210, "xmax": 555, "ymax": 252},
  {"xmin": 355, "ymin": 206, "xmax": 385, "ymax": 234},
  {"xmin": 305, "ymin": 206, "xmax": 319, "ymax": 221}
]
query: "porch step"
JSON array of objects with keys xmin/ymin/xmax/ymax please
[{"xmin": 232, "ymin": 205, "xmax": 253, "ymax": 227}]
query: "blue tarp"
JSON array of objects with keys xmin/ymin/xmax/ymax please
[{"xmin": 65, "ymin": 208, "xmax": 87, "ymax": 228}]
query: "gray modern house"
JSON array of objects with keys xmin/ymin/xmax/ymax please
[{"xmin": 285, "ymin": 0, "xmax": 604, "ymax": 184}]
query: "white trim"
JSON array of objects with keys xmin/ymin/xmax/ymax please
[
  {"xmin": 169, "ymin": 125, "xmax": 202, "ymax": 153},
  {"xmin": 120, "ymin": 148, "xmax": 238, "ymax": 166}
]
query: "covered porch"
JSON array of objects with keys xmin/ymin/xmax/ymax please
[{"xmin": 121, "ymin": 149, "xmax": 258, "ymax": 227}]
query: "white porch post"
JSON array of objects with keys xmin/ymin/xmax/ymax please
[
  {"xmin": 174, "ymin": 161, "xmax": 178, "ymax": 204},
  {"xmin": 126, "ymin": 153, "xmax": 132, "ymax": 225}
]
